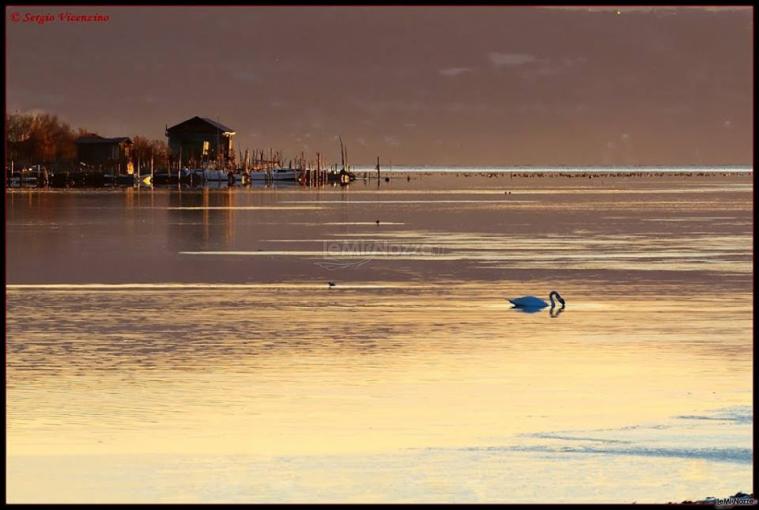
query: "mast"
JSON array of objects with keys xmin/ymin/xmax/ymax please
[
  {"xmin": 217, "ymin": 117, "xmax": 221, "ymax": 169},
  {"xmin": 339, "ymin": 136, "xmax": 345, "ymax": 172}
]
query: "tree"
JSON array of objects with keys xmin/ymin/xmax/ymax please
[
  {"xmin": 131, "ymin": 135, "xmax": 169, "ymax": 170},
  {"xmin": 6, "ymin": 111, "xmax": 171, "ymax": 170},
  {"xmin": 6, "ymin": 112, "xmax": 76, "ymax": 165}
]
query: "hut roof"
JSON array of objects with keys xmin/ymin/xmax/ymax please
[
  {"xmin": 166, "ymin": 116, "xmax": 235, "ymax": 134},
  {"xmin": 75, "ymin": 134, "xmax": 132, "ymax": 144}
]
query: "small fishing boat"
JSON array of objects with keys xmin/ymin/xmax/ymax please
[
  {"xmin": 327, "ymin": 169, "xmax": 356, "ymax": 184},
  {"xmin": 115, "ymin": 174, "xmax": 136, "ymax": 186},
  {"xmin": 250, "ymin": 168, "xmax": 298, "ymax": 181},
  {"xmin": 180, "ymin": 168, "xmax": 220, "ymax": 181},
  {"xmin": 201, "ymin": 169, "xmax": 231, "ymax": 182},
  {"xmin": 322, "ymin": 137, "xmax": 356, "ymax": 185},
  {"xmin": 152, "ymin": 172, "xmax": 180, "ymax": 185},
  {"xmin": 179, "ymin": 168, "xmax": 236, "ymax": 184},
  {"xmin": 102, "ymin": 170, "xmax": 136, "ymax": 186}
]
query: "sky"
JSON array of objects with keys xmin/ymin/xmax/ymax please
[{"xmin": 5, "ymin": 6, "xmax": 753, "ymax": 166}]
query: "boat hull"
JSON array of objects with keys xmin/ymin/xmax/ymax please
[
  {"xmin": 181, "ymin": 169, "xmax": 233, "ymax": 182},
  {"xmin": 250, "ymin": 170, "xmax": 298, "ymax": 181}
]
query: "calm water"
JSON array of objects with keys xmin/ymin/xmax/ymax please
[{"xmin": 6, "ymin": 173, "xmax": 754, "ymax": 503}]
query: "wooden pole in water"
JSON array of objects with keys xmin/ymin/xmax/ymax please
[
  {"xmin": 339, "ymin": 137, "xmax": 345, "ymax": 173},
  {"xmin": 317, "ymin": 152, "xmax": 321, "ymax": 187},
  {"xmin": 376, "ymin": 156, "xmax": 380, "ymax": 181}
]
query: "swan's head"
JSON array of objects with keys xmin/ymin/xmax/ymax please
[{"xmin": 549, "ymin": 290, "xmax": 566, "ymax": 307}]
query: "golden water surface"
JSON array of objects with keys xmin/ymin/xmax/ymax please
[{"xmin": 6, "ymin": 173, "xmax": 753, "ymax": 503}]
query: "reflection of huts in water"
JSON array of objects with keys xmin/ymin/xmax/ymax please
[
  {"xmin": 165, "ymin": 116, "xmax": 236, "ymax": 170},
  {"xmin": 166, "ymin": 189, "xmax": 235, "ymax": 248}
]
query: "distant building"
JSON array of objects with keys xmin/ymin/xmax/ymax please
[
  {"xmin": 165, "ymin": 116, "xmax": 236, "ymax": 168},
  {"xmin": 75, "ymin": 134, "xmax": 133, "ymax": 173}
]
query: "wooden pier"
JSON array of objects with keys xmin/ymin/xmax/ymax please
[{"xmin": 8, "ymin": 139, "xmax": 364, "ymax": 189}]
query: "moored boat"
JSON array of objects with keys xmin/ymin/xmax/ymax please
[
  {"xmin": 181, "ymin": 168, "xmax": 234, "ymax": 183},
  {"xmin": 250, "ymin": 168, "xmax": 298, "ymax": 181}
]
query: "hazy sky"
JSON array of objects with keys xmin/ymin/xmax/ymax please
[{"xmin": 6, "ymin": 6, "xmax": 753, "ymax": 166}]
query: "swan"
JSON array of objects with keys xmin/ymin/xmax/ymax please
[{"xmin": 508, "ymin": 291, "xmax": 565, "ymax": 310}]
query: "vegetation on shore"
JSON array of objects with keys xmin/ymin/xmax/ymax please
[{"xmin": 6, "ymin": 112, "xmax": 169, "ymax": 168}]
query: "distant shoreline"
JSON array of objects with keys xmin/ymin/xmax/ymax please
[{"xmin": 352, "ymin": 166, "xmax": 753, "ymax": 174}]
